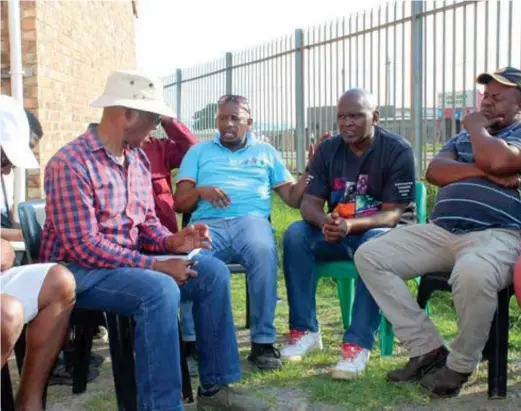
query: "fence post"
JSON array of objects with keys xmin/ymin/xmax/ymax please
[
  {"xmin": 295, "ymin": 29, "xmax": 305, "ymax": 174},
  {"xmin": 175, "ymin": 69, "xmax": 182, "ymax": 121},
  {"xmin": 225, "ymin": 52, "xmax": 233, "ymax": 95},
  {"xmin": 411, "ymin": 1, "xmax": 424, "ymax": 177}
]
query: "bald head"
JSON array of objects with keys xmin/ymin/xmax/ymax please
[
  {"xmin": 339, "ymin": 88, "xmax": 377, "ymax": 111},
  {"xmin": 336, "ymin": 88, "xmax": 379, "ymax": 147}
]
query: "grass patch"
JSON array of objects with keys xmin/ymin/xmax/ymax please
[
  {"xmin": 53, "ymin": 181, "xmax": 521, "ymax": 410},
  {"xmin": 84, "ymin": 391, "xmax": 117, "ymax": 411},
  {"xmin": 226, "ymin": 193, "xmax": 521, "ymax": 409}
]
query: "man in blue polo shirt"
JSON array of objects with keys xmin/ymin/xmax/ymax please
[
  {"xmin": 355, "ymin": 67, "xmax": 521, "ymax": 398},
  {"xmin": 175, "ymin": 95, "xmax": 324, "ymax": 370}
]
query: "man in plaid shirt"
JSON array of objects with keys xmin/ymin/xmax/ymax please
[{"xmin": 40, "ymin": 70, "xmax": 268, "ymax": 411}]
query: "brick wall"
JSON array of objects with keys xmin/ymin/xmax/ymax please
[
  {"xmin": 1, "ymin": 0, "xmax": 136, "ymax": 199},
  {"xmin": 0, "ymin": 1, "xmax": 38, "ymax": 105}
]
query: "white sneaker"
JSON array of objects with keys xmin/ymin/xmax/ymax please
[
  {"xmin": 280, "ymin": 330, "xmax": 323, "ymax": 362},
  {"xmin": 92, "ymin": 326, "xmax": 109, "ymax": 345},
  {"xmin": 332, "ymin": 343, "xmax": 370, "ymax": 380}
]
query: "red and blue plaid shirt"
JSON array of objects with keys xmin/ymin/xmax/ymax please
[{"xmin": 40, "ymin": 125, "xmax": 172, "ymax": 269}]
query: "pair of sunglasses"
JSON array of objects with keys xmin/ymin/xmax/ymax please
[
  {"xmin": 134, "ymin": 110, "xmax": 161, "ymax": 126},
  {"xmin": 218, "ymin": 94, "xmax": 251, "ymax": 113}
]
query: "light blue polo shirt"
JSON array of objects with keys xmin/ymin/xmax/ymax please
[{"xmin": 177, "ymin": 133, "xmax": 294, "ymax": 222}]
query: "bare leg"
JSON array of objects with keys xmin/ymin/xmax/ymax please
[
  {"xmin": 16, "ymin": 265, "xmax": 75, "ymax": 411},
  {"xmin": 1, "ymin": 294, "xmax": 25, "ymax": 367}
]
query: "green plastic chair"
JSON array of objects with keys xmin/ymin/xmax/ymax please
[{"xmin": 315, "ymin": 181, "xmax": 430, "ymax": 356}]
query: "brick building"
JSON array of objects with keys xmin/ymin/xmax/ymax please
[{"xmin": 1, "ymin": 0, "xmax": 137, "ymax": 199}]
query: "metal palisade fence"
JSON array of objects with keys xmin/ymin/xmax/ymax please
[{"xmin": 162, "ymin": 0, "xmax": 521, "ymax": 176}]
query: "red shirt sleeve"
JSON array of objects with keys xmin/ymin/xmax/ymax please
[{"xmin": 162, "ymin": 118, "xmax": 197, "ymax": 169}]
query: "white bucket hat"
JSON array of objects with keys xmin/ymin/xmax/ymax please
[
  {"xmin": 90, "ymin": 70, "xmax": 176, "ymax": 118},
  {"xmin": 0, "ymin": 94, "xmax": 39, "ymax": 169}
]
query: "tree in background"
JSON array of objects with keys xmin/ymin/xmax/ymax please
[{"xmin": 193, "ymin": 103, "xmax": 218, "ymax": 130}]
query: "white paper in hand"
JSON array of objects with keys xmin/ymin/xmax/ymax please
[{"xmin": 154, "ymin": 248, "xmax": 202, "ymax": 261}]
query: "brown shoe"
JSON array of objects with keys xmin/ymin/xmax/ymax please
[
  {"xmin": 387, "ymin": 346, "xmax": 449, "ymax": 384},
  {"xmin": 197, "ymin": 386, "xmax": 270, "ymax": 411},
  {"xmin": 420, "ymin": 365, "xmax": 472, "ymax": 398}
]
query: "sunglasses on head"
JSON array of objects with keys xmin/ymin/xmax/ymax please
[{"xmin": 218, "ymin": 95, "xmax": 251, "ymax": 113}]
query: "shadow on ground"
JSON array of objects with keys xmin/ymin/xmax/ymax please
[{"xmin": 6, "ymin": 331, "xmax": 520, "ymax": 411}]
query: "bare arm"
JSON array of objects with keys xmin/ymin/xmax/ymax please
[
  {"xmin": 174, "ymin": 180, "xmax": 200, "ymax": 214},
  {"xmin": 0, "ymin": 228, "xmax": 23, "ymax": 242},
  {"xmin": 175, "ymin": 180, "xmax": 231, "ymax": 213},
  {"xmin": 347, "ymin": 203, "xmax": 408, "ymax": 234},
  {"xmin": 275, "ymin": 132, "xmax": 333, "ymax": 209},
  {"xmin": 0, "ymin": 239, "xmax": 15, "ymax": 272},
  {"xmin": 300, "ymin": 194, "xmax": 328, "ymax": 229},
  {"xmin": 461, "ymin": 113, "xmax": 521, "ymax": 175},
  {"xmin": 468, "ymin": 124, "xmax": 521, "ymax": 175},
  {"xmin": 425, "ymin": 152, "xmax": 486, "ymax": 187},
  {"xmin": 320, "ymin": 203, "xmax": 409, "ymax": 243},
  {"xmin": 275, "ymin": 172, "xmax": 309, "ymax": 209}
]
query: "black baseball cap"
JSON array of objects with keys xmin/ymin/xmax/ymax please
[{"xmin": 476, "ymin": 67, "xmax": 521, "ymax": 91}]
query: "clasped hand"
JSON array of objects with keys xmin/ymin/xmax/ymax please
[{"xmin": 322, "ymin": 212, "xmax": 350, "ymax": 243}]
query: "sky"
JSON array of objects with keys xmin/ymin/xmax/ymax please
[
  {"xmin": 135, "ymin": 0, "xmax": 521, "ymax": 146},
  {"xmin": 135, "ymin": 0, "xmax": 384, "ymax": 76}
]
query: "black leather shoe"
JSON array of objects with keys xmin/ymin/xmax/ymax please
[
  {"xmin": 387, "ymin": 346, "xmax": 449, "ymax": 384},
  {"xmin": 248, "ymin": 343, "xmax": 282, "ymax": 370},
  {"xmin": 420, "ymin": 365, "xmax": 472, "ymax": 398}
]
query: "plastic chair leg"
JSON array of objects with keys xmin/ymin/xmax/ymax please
[
  {"xmin": 424, "ymin": 301, "xmax": 431, "ymax": 317},
  {"xmin": 72, "ymin": 321, "xmax": 95, "ymax": 394},
  {"xmin": 1, "ymin": 364, "xmax": 15, "ymax": 411},
  {"xmin": 245, "ymin": 277, "xmax": 251, "ymax": 330},
  {"xmin": 378, "ymin": 317, "xmax": 394, "ymax": 357},
  {"xmin": 487, "ymin": 288, "xmax": 510, "ymax": 399},
  {"xmin": 336, "ymin": 278, "xmax": 355, "ymax": 330},
  {"xmin": 13, "ymin": 326, "xmax": 26, "ymax": 374},
  {"xmin": 415, "ymin": 277, "xmax": 432, "ymax": 317},
  {"xmin": 374, "ymin": 277, "xmax": 429, "ymax": 357},
  {"xmin": 106, "ymin": 314, "xmax": 137, "ymax": 411},
  {"xmin": 179, "ymin": 319, "xmax": 194, "ymax": 403}
]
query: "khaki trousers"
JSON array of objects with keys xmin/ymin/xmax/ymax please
[{"xmin": 354, "ymin": 223, "xmax": 521, "ymax": 373}]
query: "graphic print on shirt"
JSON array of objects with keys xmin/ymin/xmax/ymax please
[{"xmin": 330, "ymin": 174, "xmax": 380, "ymax": 218}]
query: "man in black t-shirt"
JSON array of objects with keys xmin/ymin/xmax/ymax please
[{"xmin": 280, "ymin": 89, "xmax": 416, "ymax": 380}]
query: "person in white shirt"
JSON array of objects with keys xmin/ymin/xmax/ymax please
[
  {"xmin": 1, "ymin": 95, "xmax": 76, "ymax": 410},
  {"xmin": 1, "ymin": 107, "xmax": 43, "ymax": 242}
]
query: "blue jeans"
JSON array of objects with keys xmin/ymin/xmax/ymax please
[
  {"xmin": 180, "ymin": 301, "xmax": 196, "ymax": 342},
  {"xmin": 68, "ymin": 253, "xmax": 241, "ymax": 411},
  {"xmin": 180, "ymin": 215, "xmax": 278, "ymax": 344},
  {"xmin": 283, "ymin": 220, "xmax": 388, "ymax": 349}
]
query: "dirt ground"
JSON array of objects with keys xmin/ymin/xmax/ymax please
[{"xmin": 7, "ymin": 343, "xmax": 521, "ymax": 411}]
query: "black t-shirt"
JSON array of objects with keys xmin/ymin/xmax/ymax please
[{"xmin": 306, "ymin": 126, "xmax": 417, "ymax": 224}]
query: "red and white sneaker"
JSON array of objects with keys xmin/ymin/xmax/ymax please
[
  {"xmin": 280, "ymin": 330, "xmax": 323, "ymax": 362},
  {"xmin": 332, "ymin": 343, "xmax": 370, "ymax": 380}
]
